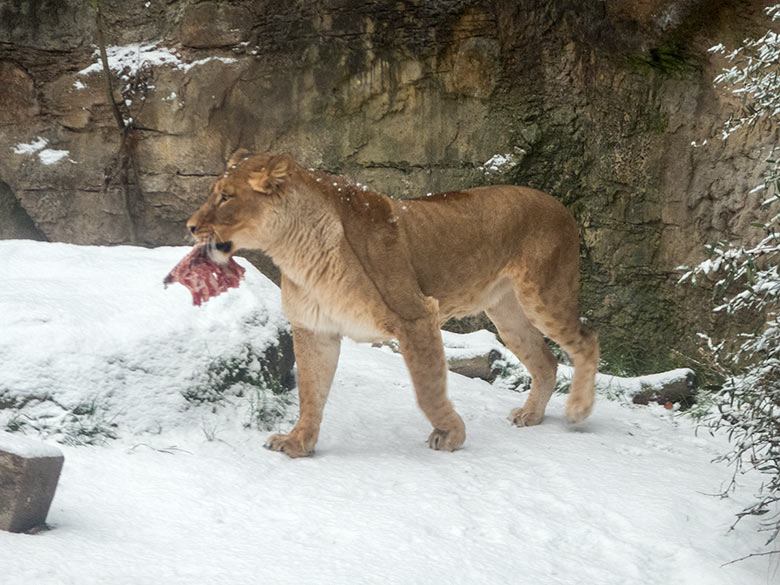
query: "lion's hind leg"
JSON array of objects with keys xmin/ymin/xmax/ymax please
[
  {"xmin": 560, "ymin": 324, "xmax": 599, "ymax": 423},
  {"xmin": 486, "ymin": 291, "xmax": 558, "ymax": 426},
  {"xmin": 510, "ymin": 283, "xmax": 599, "ymax": 425}
]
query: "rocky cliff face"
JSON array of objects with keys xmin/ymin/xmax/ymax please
[{"xmin": 1, "ymin": 0, "xmax": 777, "ymax": 373}]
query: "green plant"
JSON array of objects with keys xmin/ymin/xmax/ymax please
[
  {"xmin": 59, "ymin": 411, "xmax": 118, "ymax": 446},
  {"xmin": 490, "ymin": 359, "xmax": 531, "ymax": 392},
  {"xmin": 628, "ymin": 43, "xmax": 699, "ymax": 76},
  {"xmin": 184, "ymin": 343, "xmax": 286, "ymax": 403},
  {"xmin": 554, "ymin": 375, "xmax": 571, "ymax": 395},
  {"xmin": 681, "ymin": 4, "xmax": 780, "ymax": 551},
  {"xmin": 201, "ymin": 418, "xmax": 220, "ymax": 442},
  {"xmin": 186, "ymin": 342, "xmax": 295, "ymax": 431},
  {"xmin": 245, "ymin": 386, "xmax": 295, "ymax": 431},
  {"xmin": 5, "ymin": 397, "xmax": 119, "ymax": 446},
  {"xmin": 491, "ymin": 360, "xmax": 573, "ymax": 397},
  {"xmin": 5, "ymin": 414, "xmax": 28, "ymax": 433}
]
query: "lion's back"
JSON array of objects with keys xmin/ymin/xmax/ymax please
[{"xmin": 397, "ymin": 185, "xmax": 579, "ymax": 309}]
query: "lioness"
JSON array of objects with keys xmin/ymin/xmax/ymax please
[{"xmin": 186, "ymin": 150, "xmax": 599, "ymax": 457}]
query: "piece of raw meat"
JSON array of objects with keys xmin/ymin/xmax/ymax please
[{"xmin": 163, "ymin": 244, "xmax": 245, "ymax": 306}]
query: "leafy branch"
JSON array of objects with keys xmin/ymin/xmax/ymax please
[{"xmin": 682, "ymin": 3, "xmax": 780, "ymax": 556}]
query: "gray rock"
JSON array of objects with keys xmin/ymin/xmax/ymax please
[
  {"xmin": 179, "ymin": 2, "xmax": 252, "ymax": 49},
  {"xmin": 0, "ymin": 434, "xmax": 64, "ymax": 533},
  {"xmin": 0, "ymin": 182, "xmax": 46, "ymax": 241},
  {"xmin": 631, "ymin": 370, "xmax": 698, "ymax": 408},
  {"xmin": 448, "ymin": 350, "xmax": 503, "ymax": 381},
  {"xmin": 0, "ymin": 62, "xmax": 38, "ymax": 124},
  {"xmin": 375, "ymin": 331, "xmax": 506, "ymax": 382}
]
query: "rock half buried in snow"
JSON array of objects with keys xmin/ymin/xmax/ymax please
[
  {"xmin": 0, "ymin": 432, "xmax": 64, "ymax": 533},
  {"xmin": 441, "ymin": 330, "xmax": 508, "ymax": 381},
  {"xmin": 448, "ymin": 350, "xmax": 503, "ymax": 381},
  {"xmin": 163, "ymin": 243, "xmax": 245, "ymax": 306},
  {"xmin": 631, "ymin": 369, "xmax": 697, "ymax": 408},
  {"xmin": 377, "ymin": 330, "xmax": 507, "ymax": 382}
]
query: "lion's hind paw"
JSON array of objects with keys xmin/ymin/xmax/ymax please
[
  {"xmin": 427, "ymin": 424, "xmax": 466, "ymax": 452},
  {"xmin": 508, "ymin": 406, "xmax": 544, "ymax": 427}
]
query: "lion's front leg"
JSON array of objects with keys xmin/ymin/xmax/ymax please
[
  {"xmin": 264, "ymin": 326, "xmax": 341, "ymax": 458},
  {"xmin": 397, "ymin": 313, "xmax": 466, "ymax": 452}
]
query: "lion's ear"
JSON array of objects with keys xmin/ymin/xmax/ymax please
[
  {"xmin": 268, "ymin": 153, "xmax": 294, "ymax": 184},
  {"xmin": 248, "ymin": 170, "xmax": 270, "ymax": 193},
  {"xmin": 226, "ymin": 148, "xmax": 251, "ymax": 169},
  {"xmin": 248, "ymin": 154, "xmax": 294, "ymax": 193}
]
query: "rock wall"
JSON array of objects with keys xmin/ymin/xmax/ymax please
[{"xmin": 1, "ymin": 0, "xmax": 777, "ymax": 373}]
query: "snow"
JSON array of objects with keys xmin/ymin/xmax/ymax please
[
  {"xmin": 480, "ymin": 152, "xmax": 523, "ymax": 174},
  {"xmin": 11, "ymin": 138, "xmax": 73, "ymax": 165},
  {"xmin": 77, "ymin": 42, "xmax": 237, "ymax": 78},
  {"xmin": 12, "ymin": 136, "xmax": 48, "ymax": 155},
  {"xmin": 0, "ymin": 241, "xmax": 775, "ymax": 584},
  {"xmin": 77, "ymin": 42, "xmax": 182, "ymax": 77},
  {"xmin": 37, "ymin": 149, "xmax": 70, "ymax": 165},
  {"xmin": 442, "ymin": 329, "xmax": 502, "ymax": 360},
  {"xmin": 0, "ymin": 431, "xmax": 62, "ymax": 459},
  {"xmin": 177, "ymin": 56, "xmax": 238, "ymax": 73}
]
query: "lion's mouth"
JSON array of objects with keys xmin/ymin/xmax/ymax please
[
  {"xmin": 213, "ymin": 240, "xmax": 232, "ymax": 254},
  {"xmin": 204, "ymin": 240, "xmax": 233, "ymax": 264},
  {"xmin": 191, "ymin": 227, "xmax": 233, "ymax": 262}
]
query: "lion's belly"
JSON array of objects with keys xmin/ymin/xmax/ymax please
[
  {"xmin": 434, "ymin": 275, "xmax": 515, "ymax": 322},
  {"xmin": 283, "ymin": 286, "xmax": 392, "ymax": 343},
  {"xmin": 284, "ymin": 271, "xmax": 513, "ymax": 340}
]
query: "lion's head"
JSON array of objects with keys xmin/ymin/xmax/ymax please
[{"xmin": 186, "ymin": 150, "xmax": 294, "ymax": 262}]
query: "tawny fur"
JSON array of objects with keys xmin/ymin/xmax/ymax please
[{"xmin": 186, "ymin": 150, "xmax": 599, "ymax": 457}]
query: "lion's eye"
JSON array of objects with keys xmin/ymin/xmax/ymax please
[{"xmin": 219, "ymin": 193, "xmax": 230, "ymax": 204}]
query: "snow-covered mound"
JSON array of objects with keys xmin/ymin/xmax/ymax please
[{"xmin": 0, "ymin": 240, "xmax": 290, "ymax": 440}]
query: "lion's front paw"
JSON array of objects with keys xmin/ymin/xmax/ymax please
[
  {"xmin": 263, "ymin": 432, "xmax": 314, "ymax": 458},
  {"xmin": 509, "ymin": 406, "xmax": 544, "ymax": 427},
  {"xmin": 427, "ymin": 417, "xmax": 466, "ymax": 452}
]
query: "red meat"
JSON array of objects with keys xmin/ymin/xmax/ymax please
[{"xmin": 163, "ymin": 244, "xmax": 245, "ymax": 306}]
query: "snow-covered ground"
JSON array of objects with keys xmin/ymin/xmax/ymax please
[{"xmin": 0, "ymin": 241, "xmax": 776, "ymax": 584}]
